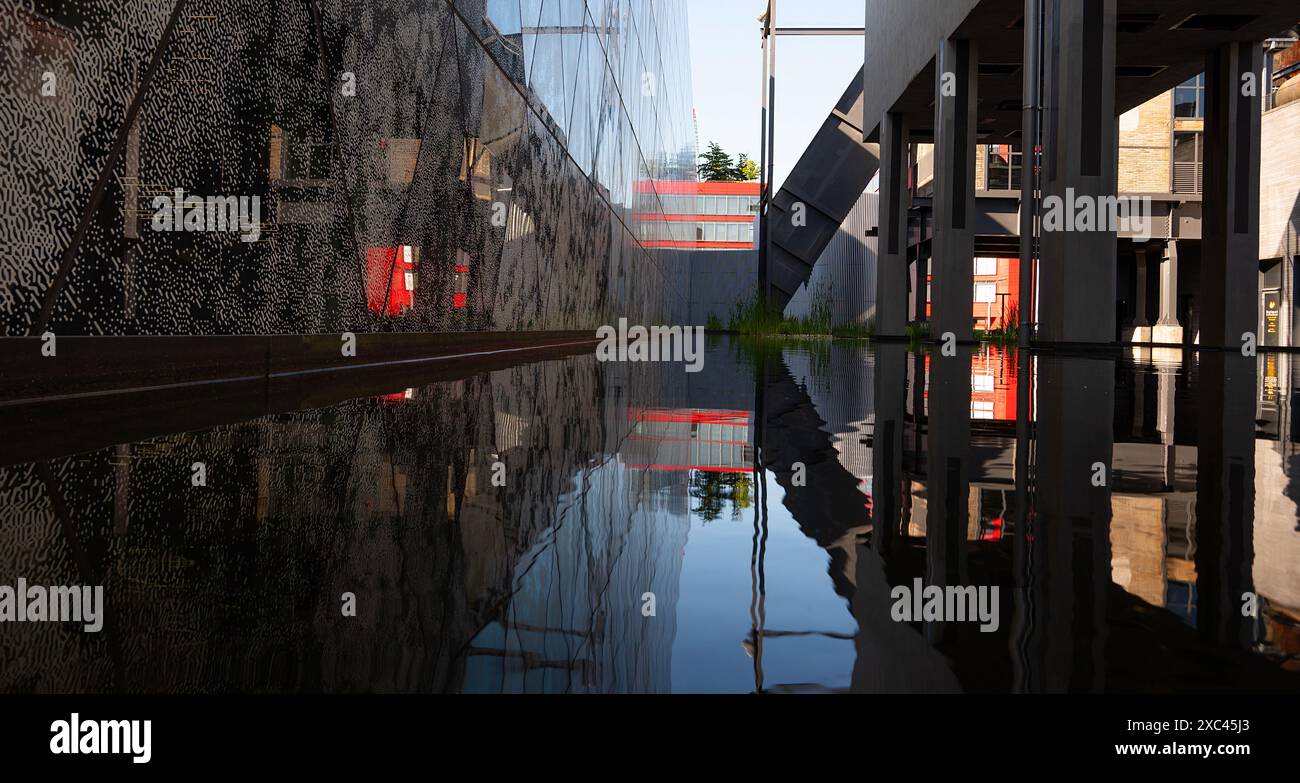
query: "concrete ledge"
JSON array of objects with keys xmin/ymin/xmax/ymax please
[
  {"xmin": 0, "ymin": 331, "xmax": 598, "ymax": 405},
  {"xmin": 0, "ymin": 333, "xmax": 599, "ymax": 467}
]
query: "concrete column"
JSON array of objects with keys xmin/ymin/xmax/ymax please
[
  {"xmin": 1038, "ymin": 0, "xmax": 1118, "ymax": 344},
  {"xmin": 1134, "ymin": 250, "xmax": 1149, "ymax": 326},
  {"xmin": 876, "ymin": 112, "xmax": 911, "ymax": 338},
  {"xmin": 1154, "ymin": 239, "xmax": 1183, "ymax": 344},
  {"xmin": 1201, "ymin": 42, "xmax": 1263, "ymax": 350},
  {"xmin": 910, "ymin": 209, "xmax": 929, "ymax": 324},
  {"xmin": 931, "ymin": 37, "xmax": 978, "ymax": 343},
  {"xmin": 1134, "ymin": 249, "xmax": 1151, "ymax": 339}
]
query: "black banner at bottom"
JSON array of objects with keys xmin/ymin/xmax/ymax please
[{"xmin": 0, "ymin": 694, "xmax": 1289, "ymax": 770}]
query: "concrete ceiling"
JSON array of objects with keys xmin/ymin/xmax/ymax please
[{"xmin": 869, "ymin": 0, "xmax": 1299, "ymax": 143}]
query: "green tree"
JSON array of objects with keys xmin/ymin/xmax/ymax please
[
  {"xmin": 734, "ymin": 154, "xmax": 759, "ymax": 181},
  {"xmin": 697, "ymin": 141, "xmax": 736, "ymax": 182}
]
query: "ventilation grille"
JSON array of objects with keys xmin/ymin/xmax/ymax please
[{"xmin": 1173, "ymin": 161, "xmax": 1203, "ymax": 193}]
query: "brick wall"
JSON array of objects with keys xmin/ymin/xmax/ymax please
[
  {"xmin": 1118, "ymin": 92, "xmax": 1173, "ymax": 193},
  {"xmin": 1261, "ymin": 99, "xmax": 1300, "ymax": 260}
]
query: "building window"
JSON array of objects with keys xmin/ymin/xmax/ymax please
[
  {"xmin": 1172, "ymin": 130, "xmax": 1203, "ymax": 193},
  {"xmin": 985, "ymin": 145, "xmax": 1021, "ymax": 191},
  {"xmin": 1173, "ymin": 75, "xmax": 1204, "ymax": 119},
  {"xmin": 974, "ymin": 282, "xmax": 997, "ymax": 304},
  {"xmin": 974, "ymin": 257, "xmax": 998, "ymax": 276}
]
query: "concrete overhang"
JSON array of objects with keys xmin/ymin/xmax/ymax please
[
  {"xmin": 908, "ymin": 192, "xmax": 1205, "ymax": 251},
  {"xmin": 862, "ymin": 0, "xmax": 1300, "ymax": 144}
]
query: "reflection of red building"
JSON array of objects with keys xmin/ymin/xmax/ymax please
[
  {"xmin": 623, "ymin": 408, "xmax": 753, "ymax": 472},
  {"xmin": 366, "ymin": 246, "xmax": 470, "ymax": 314},
  {"xmin": 969, "ymin": 345, "xmax": 1023, "ymax": 421},
  {"xmin": 452, "ymin": 249, "xmax": 470, "ymax": 310},
  {"xmin": 922, "ymin": 346, "xmax": 1029, "ymax": 423},
  {"xmin": 633, "ymin": 181, "xmax": 760, "ymax": 250},
  {"xmin": 366, "ymin": 245, "xmax": 417, "ymax": 315}
]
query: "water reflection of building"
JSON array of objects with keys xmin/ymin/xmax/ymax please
[
  {"xmin": 622, "ymin": 408, "xmax": 753, "ymax": 473},
  {"xmin": 460, "ymin": 402, "xmax": 743, "ymax": 692},
  {"xmin": 849, "ymin": 343, "xmax": 1300, "ymax": 687},
  {"xmin": 1, "ymin": 346, "xmax": 714, "ymax": 693},
  {"xmin": 784, "ymin": 344, "xmax": 874, "ymax": 500}
]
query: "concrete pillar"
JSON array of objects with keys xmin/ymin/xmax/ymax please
[
  {"xmin": 1134, "ymin": 250, "xmax": 1149, "ymax": 326},
  {"xmin": 1201, "ymin": 42, "xmax": 1263, "ymax": 350},
  {"xmin": 1038, "ymin": 0, "xmax": 1118, "ymax": 344},
  {"xmin": 1154, "ymin": 240, "xmax": 1183, "ymax": 344},
  {"xmin": 931, "ymin": 38, "xmax": 978, "ymax": 343},
  {"xmin": 910, "ymin": 210, "xmax": 929, "ymax": 324},
  {"xmin": 1133, "ymin": 249, "xmax": 1151, "ymax": 342},
  {"xmin": 876, "ymin": 112, "xmax": 911, "ymax": 338}
]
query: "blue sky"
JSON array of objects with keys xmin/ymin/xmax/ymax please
[{"xmin": 687, "ymin": 1, "xmax": 865, "ymax": 191}]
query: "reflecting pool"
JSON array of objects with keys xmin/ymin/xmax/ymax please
[{"xmin": 1, "ymin": 338, "xmax": 1297, "ymax": 693}]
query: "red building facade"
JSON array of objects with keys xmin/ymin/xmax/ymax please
[{"xmin": 634, "ymin": 181, "xmax": 760, "ymax": 251}]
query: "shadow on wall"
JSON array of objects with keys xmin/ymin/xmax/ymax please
[
  {"xmin": 687, "ymin": 250, "xmax": 758, "ymax": 327},
  {"xmin": 783, "ymin": 190, "xmax": 879, "ymax": 328}
]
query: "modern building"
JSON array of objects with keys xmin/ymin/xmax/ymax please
[
  {"xmin": 4, "ymin": 0, "xmax": 696, "ymax": 339},
  {"xmin": 766, "ymin": 2, "xmax": 1300, "ymax": 350},
  {"xmin": 635, "ymin": 180, "xmax": 761, "ymax": 251}
]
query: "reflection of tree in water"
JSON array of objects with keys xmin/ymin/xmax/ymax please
[{"xmin": 689, "ymin": 471, "xmax": 753, "ymax": 523}]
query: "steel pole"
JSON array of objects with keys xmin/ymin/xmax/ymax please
[
  {"xmin": 1018, "ymin": 0, "xmax": 1042, "ymax": 348},
  {"xmin": 758, "ymin": 5, "xmax": 770, "ymax": 308}
]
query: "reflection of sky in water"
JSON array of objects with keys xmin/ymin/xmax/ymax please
[{"xmin": 673, "ymin": 472, "xmax": 856, "ymax": 693}]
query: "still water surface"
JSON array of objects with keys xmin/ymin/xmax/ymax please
[{"xmin": 1, "ymin": 338, "xmax": 1296, "ymax": 693}]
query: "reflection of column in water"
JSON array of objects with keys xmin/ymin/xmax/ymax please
[
  {"xmin": 1029, "ymin": 355, "xmax": 1115, "ymax": 692},
  {"xmin": 924, "ymin": 346, "xmax": 972, "ymax": 645},
  {"xmin": 1195, "ymin": 352, "xmax": 1257, "ymax": 649},
  {"xmin": 871, "ymin": 344, "xmax": 908, "ymax": 558},
  {"xmin": 1011, "ymin": 348, "xmax": 1035, "ymax": 693},
  {"xmin": 1157, "ymin": 366, "xmax": 1177, "ymax": 490}
]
